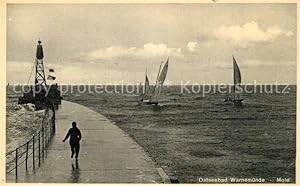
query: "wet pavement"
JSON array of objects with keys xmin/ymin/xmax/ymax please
[{"xmin": 6, "ymin": 101, "xmax": 161, "ymax": 183}]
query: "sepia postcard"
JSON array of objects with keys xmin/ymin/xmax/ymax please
[{"xmin": 1, "ymin": 0, "xmax": 298, "ymax": 184}]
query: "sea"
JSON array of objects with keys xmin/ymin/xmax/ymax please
[
  {"xmin": 6, "ymin": 87, "xmax": 45, "ymax": 154},
  {"xmin": 6, "ymin": 85, "xmax": 296, "ymax": 183}
]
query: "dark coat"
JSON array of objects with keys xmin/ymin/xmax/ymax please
[{"xmin": 64, "ymin": 127, "xmax": 82, "ymax": 145}]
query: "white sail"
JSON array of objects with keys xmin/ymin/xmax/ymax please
[
  {"xmin": 233, "ymin": 55, "xmax": 241, "ymax": 100},
  {"xmin": 157, "ymin": 58, "xmax": 169, "ymax": 87},
  {"xmin": 151, "ymin": 58, "xmax": 169, "ymax": 102},
  {"xmin": 233, "ymin": 56, "xmax": 241, "ymax": 85}
]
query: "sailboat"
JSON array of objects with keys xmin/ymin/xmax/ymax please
[
  {"xmin": 138, "ymin": 82, "xmax": 142, "ymax": 94},
  {"xmin": 224, "ymin": 55, "xmax": 244, "ymax": 106},
  {"xmin": 140, "ymin": 69, "xmax": 150, "ymax": 99},
  {"xmin": 139, "ymin": 57, "xmax": 169, "ymax": 106}
]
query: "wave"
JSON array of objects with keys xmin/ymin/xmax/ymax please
[{"xmin": 6, "ymin": 100, "xmax": 45, "ymax": 153}]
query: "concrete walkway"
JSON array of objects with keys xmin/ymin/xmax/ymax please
[{"xmin": 8, "ymin": 101, "xmax": 161, "ymax": 183}]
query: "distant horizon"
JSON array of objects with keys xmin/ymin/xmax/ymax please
[
  {"xmin": 7, "ymin": 83, "xmax": 295, "ymax": 97},
  {"xmin": 6, "ymin": 83, "xmax": 297, "ymax": 86}
]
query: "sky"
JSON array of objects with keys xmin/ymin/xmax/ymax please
[{"xmin": 6, "ymin": 3, "xmax": 297, "ymax": 85}]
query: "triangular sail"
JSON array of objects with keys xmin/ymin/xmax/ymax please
[
  {"xmin": 157, "ymin": 59, "xmax": 169, "ymax": 86},
  {"xmin": 138, "ymin": 82, "xmax": 142, "ymax": 94},
  {"xmin": 233, "ymin": 56, "xmax": 241, "ymax": 85},
  {"xmin": 233, "ymin": 56, "xmax": 241, "ymax": 100},
  {"xmin": 144, "ymin": 74, "xmax": 150, "ymax": 95},
  {"xmin": 140, "ymin": 69, "xmax": 150, "ymax": 99},
  {"xmin": 151, "ymin": 58, "xmax": 169, "ymax": 102}
]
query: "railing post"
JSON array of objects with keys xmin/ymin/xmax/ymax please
[
  {"xmin": 47, "ymin": 126, "xmax": 50, "ymax": 147},
  {"xmin": 38, "ymin": 132, "xmax": 41, "ymax": 166},
  {"xmin": 47, "ymin": 126, "xmax": 49, "ymax": 145},
  {"xmin": 15, "ymin": 148, "xmax": 18, "ymax": 177},
  {"xmin": 44, "ymin": 126, "xmax": 47, "ymax": 150},
  {"xmin": 42, "ymin": 126, "xmax": 44, "ymax": 160},
  {"xmin": 49, "ymin": 122, "xmax": 51, "ymax": 142},
  {"xmin": 52, "ymin": 106, "xmax": 56, "ymax": 133},
  {"xmin": 26, "ymin": 142, "xmax": 29, "ymax": 171},
  {"xmin": 49, "ymin": 125, "xmax": 51, "ymax": 142},
  {"xmin": 49, "ymin": 119, "xmax": 52, "ymax": 137},
  {"xmin": 44, "ymin": 127, "xmax": 47, "ymax": 149},
  {"xmin": 49, "ymin": 123, "xmax": 51, "ymax": 142},
  {"xmin": 32, "ymin": 136, "xmax": 35, "ymax": 169},
  {"xmin": 45, "ymin": 125, "xmax": 48, "ymax": 148}
]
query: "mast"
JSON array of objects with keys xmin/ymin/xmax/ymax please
[
  {"xmin": 233, "ymin": 55, "xmax": 235, "ymax": 100},
  {"xmin": 138, "ymin": 82, "xmax": 142, "ymax": 95},
  {"xmin": 143, "ymin": 68, "xmax": 148, "ymax": 95},
  {"xmin": 144, "ymin": 68, "xmax": 147, "ymax": 94}
]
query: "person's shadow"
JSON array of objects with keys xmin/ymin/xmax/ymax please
[{"xmin": 70, "ymin": 160, "xmax": 80, "ymax": 183}]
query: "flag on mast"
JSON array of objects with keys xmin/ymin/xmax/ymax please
[{"xmin": 47, "ymin": 75, "xmax": 56, "ymax": 80}]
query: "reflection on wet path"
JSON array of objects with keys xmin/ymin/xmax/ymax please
[{"xmin": 70, "ymin": 160, "xmax": 80, "ymax": 183}]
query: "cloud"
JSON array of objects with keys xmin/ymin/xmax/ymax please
[
  {"xmin": 286, "ymin": 31, "xmax": 294, "ymax": 37},
  {"xmin": 187, "ymin": 41, "xmax": 197, "ymax": 51},
  {"xmin": 213, "ymin": 21, "xmax": 293, "ymax": 48},
  {"xmin": 84, "ymin": 43, "xmax": 182, "ymax": 60}
]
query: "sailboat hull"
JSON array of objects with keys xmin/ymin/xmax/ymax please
[
  {"xmin": 138, "ymin": 99, "xmax": 159, "ymax": 106},
  {"xmin": 147, "ymin": 101, "xmax": 159, "ymax": 105},
  {"xmin": 224, "ymin": 98, "xmax": 243, "ymax": 106},
  {"xmin": 233, "ymin": 99, "xmax": 243, "ymax": 106}
]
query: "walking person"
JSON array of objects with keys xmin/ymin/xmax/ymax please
[{"xmin": 63, "ymin": 121, "xmax": 82, "ymax": 161}]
